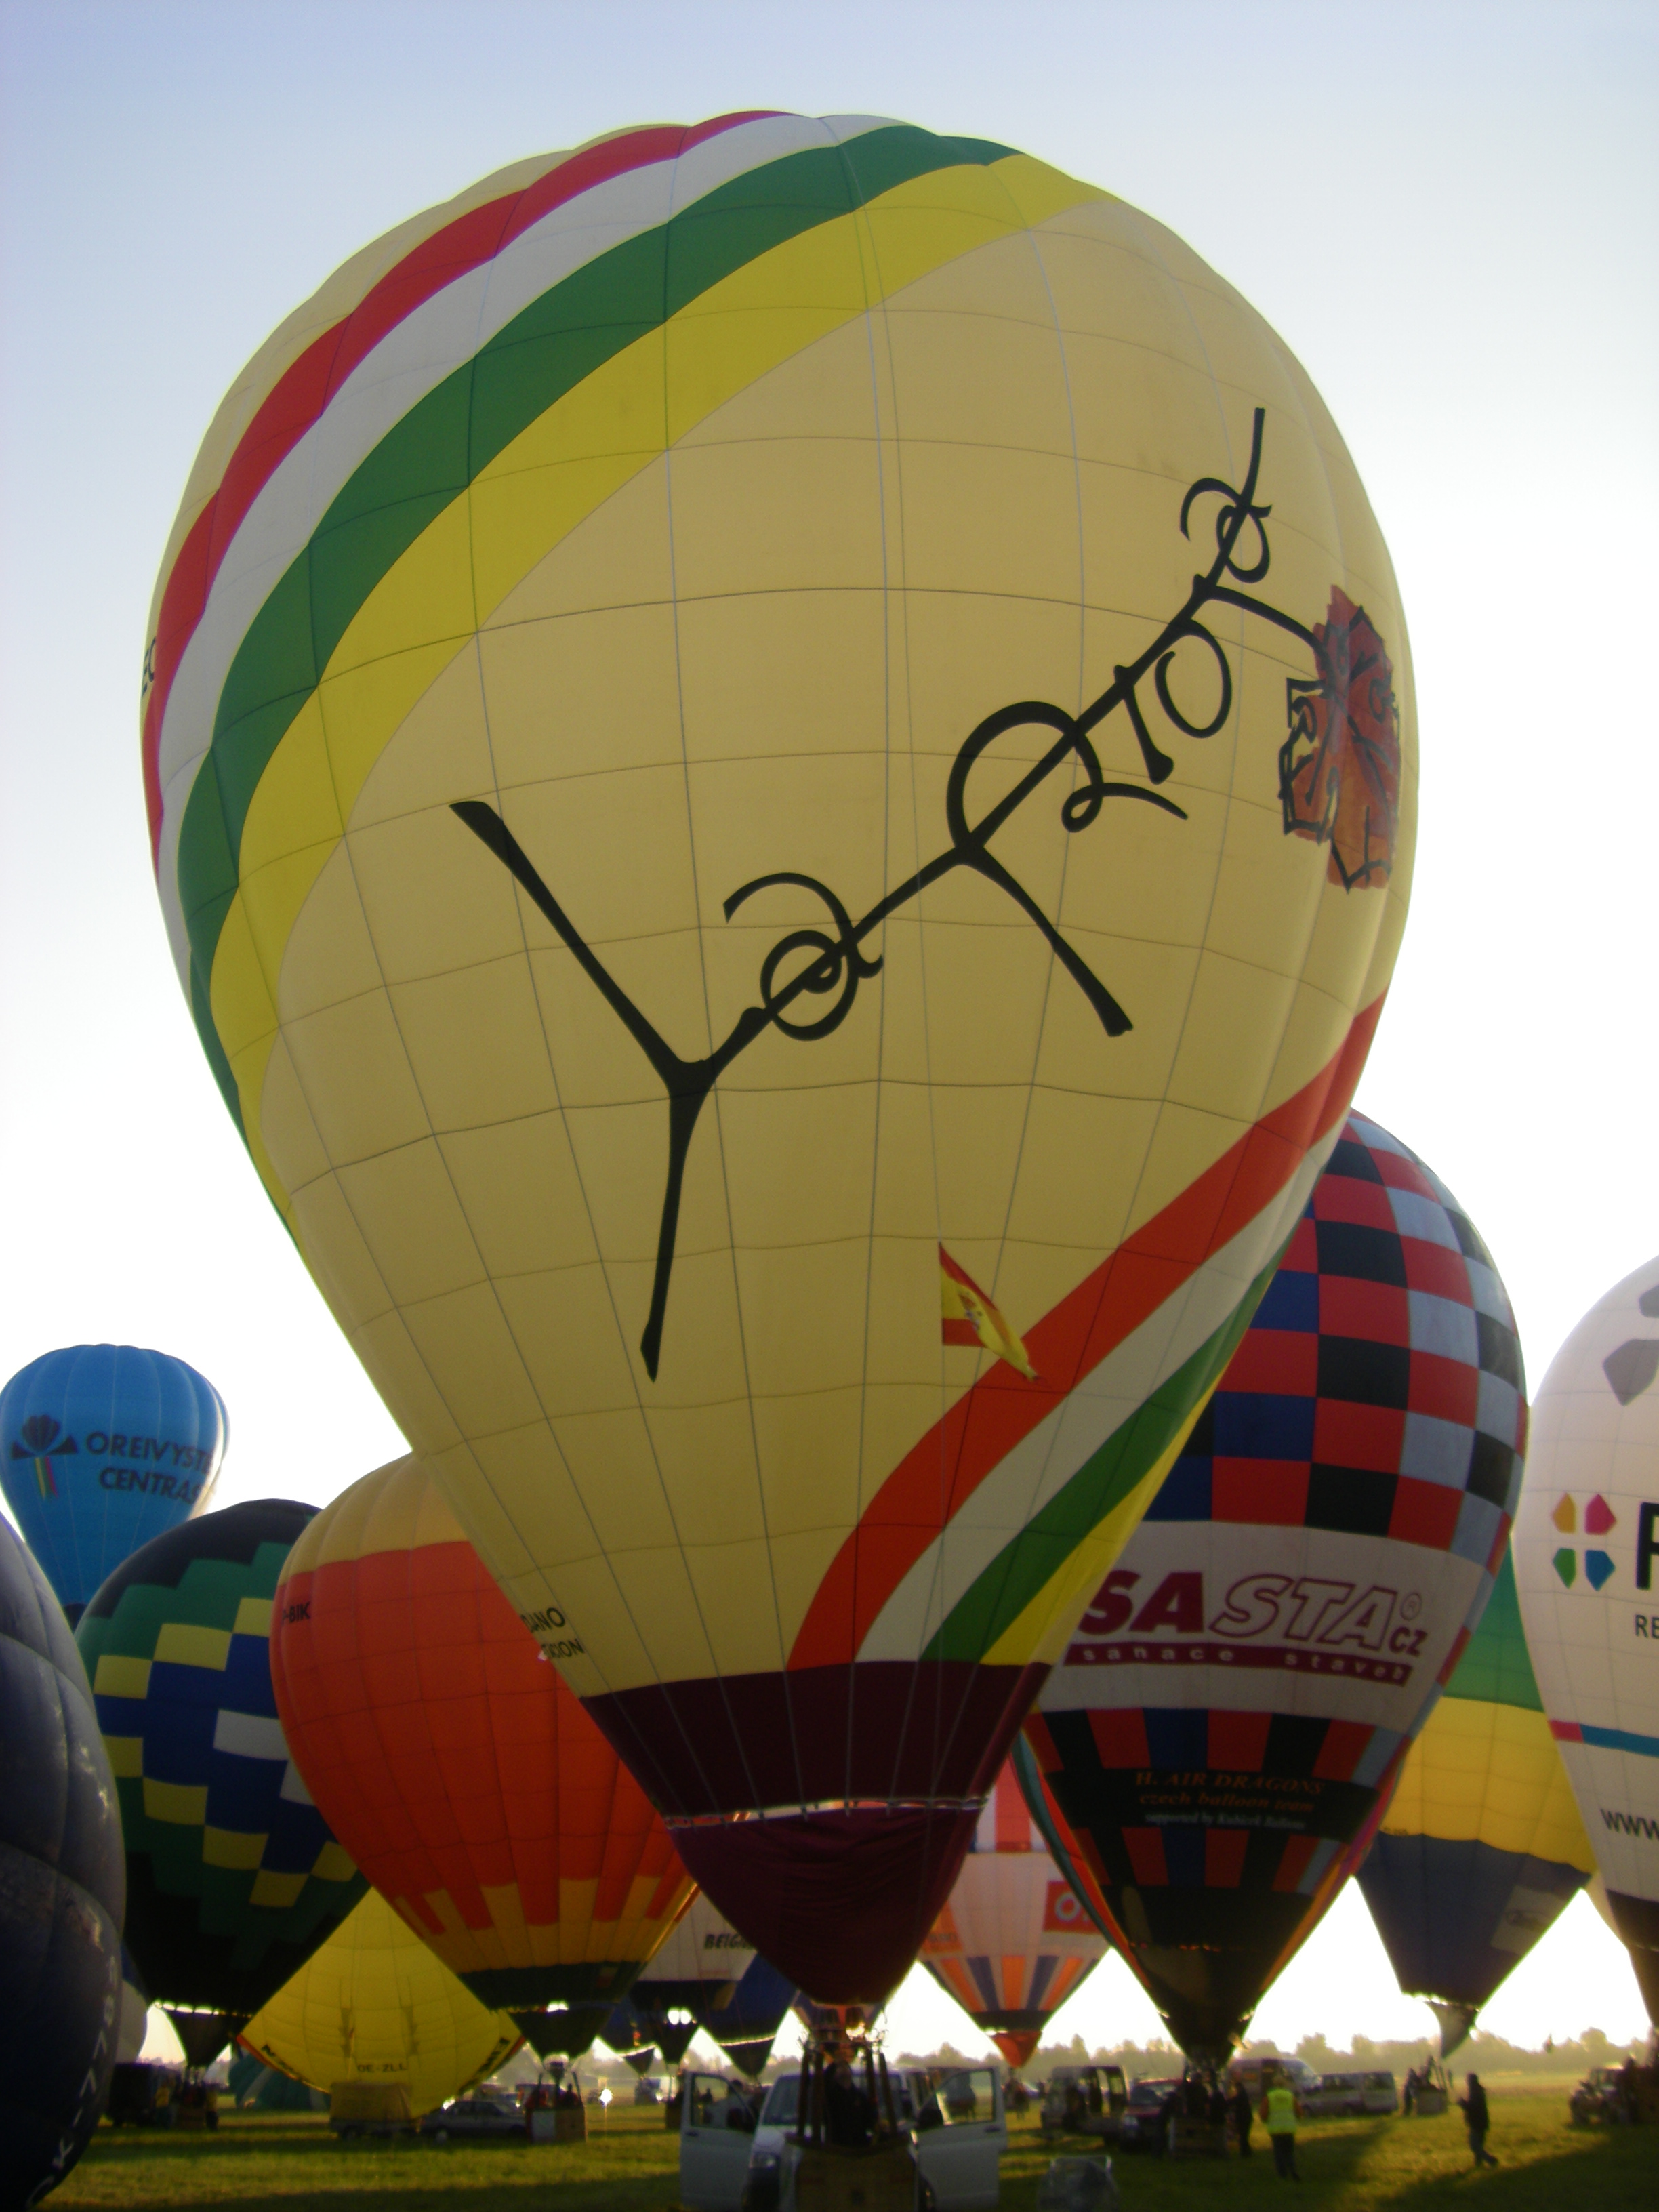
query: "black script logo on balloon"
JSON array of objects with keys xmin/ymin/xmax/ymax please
[{"xmin": 453, "ymin": 413, "xmax": 1392, "ymax": 1377}]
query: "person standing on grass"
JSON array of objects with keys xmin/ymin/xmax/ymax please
[
  {"xmin": 1260, "ymin": 2064, "xmax": 1302, "ymax": 2181},
  {"xmin": 1458, "ymin": 2073, "xmax": 1496, "ymax": 2167},
  {"xmin": 1229, "ymin": 2075, "xmax": 1254, "ymax": 2157}
]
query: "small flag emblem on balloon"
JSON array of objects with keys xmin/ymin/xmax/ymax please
[{"xmin": 939, "ymin": 1246, "xmax": 1036, "ymax": 1380}]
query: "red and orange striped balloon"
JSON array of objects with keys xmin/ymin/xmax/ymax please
[{"xmin": 269, "ymin": 1458, "xmax": 693, "ymax": 2009}]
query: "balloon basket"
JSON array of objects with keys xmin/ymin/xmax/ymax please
[
  {"xmin": 1167, "ymin": 2116, "xmax": 1227, "ymax": 2158},
  {"xmin": 794, "ymin": 2139, "xmax": 918, "ymax": 2210}
]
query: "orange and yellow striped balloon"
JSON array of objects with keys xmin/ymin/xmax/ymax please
[{"xmin": 270, "ymin": 1458, "xmax": 693, "ymax": 2008}]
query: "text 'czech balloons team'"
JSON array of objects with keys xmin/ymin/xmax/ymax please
[{"xmin": 142, "ymin": 109, "xmax": 1414, "ymax": 2000}]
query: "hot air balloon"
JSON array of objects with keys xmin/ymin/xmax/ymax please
[
  {"xmin": 241, "ymin": 1887, "xmax": 520, "ymax": 2119},
  {"xmin": 0, "ymin": 1517, "xmax": 125, "ymax": 2207},
  {"xmin": 269, "ymin": 1455, "xmax": 694, "ymax": 2018},
  {"xmin": 697, "ymin": 1953, "xmax": 798, "ymax": 2078},
  {"xmin": 1, "ymin": 1345, "xmax": 226, "ymax": 1625},
  {"xmin": 143, "ymin": 111, "xmax": 1415, "ymax": 2001},
  {"xmin": 921, "ymin": 1757, "xmax": 1105, "ymax": 2066},
  {"xmin": 1514, "ymin": 1256, "xmax": 1659, "ymax": 2025},
  {"xmin": 1358, "ymin": 1542, "xmax": 1595, "ymax": 2055},
  {"xmin": 1017, "ymin": 1115, "xmax": 1525, "ymax": 2059},
  {"xmin": 75, "ymin": 1501, "xmax": 365, "ymax": 2062},
  {"xmin": 613, "ymin": 1893, "xmax": 756, "ymax": 2065}
]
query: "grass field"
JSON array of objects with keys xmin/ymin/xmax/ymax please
[{"xmin": 49, "ymin": 2091, "xmax": 1656, "ymax": 2210}]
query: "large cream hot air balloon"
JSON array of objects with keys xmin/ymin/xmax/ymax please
[
  {"xmin": 144, "ymin": 113, "xmax": 1415, "ymax": 2001},
  {"xmin": 241, "ymin": 1888, "xmax": 520, "ymax": 2118}
]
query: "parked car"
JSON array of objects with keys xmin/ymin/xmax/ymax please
[
  {"xmin": 419, "ymin": 2093, "xmax": 524, "ymax": 2142},
  {"xmin": 678, "ymin": 2064, "xmax": 1006, "ymax": 2211},
  {"xmin": 1114, "ymin": 2078, "xmax": 1181, "ymax": 2154},
  {"xmin": 1303, "ymin": 2071, "xmax": 1399, "ymax": 2117},
  {"xmin": 1568, "ymin": 2062, "xmax": 1659, "ymax": 2125},
  {"xmin": 635, "ymin": 2075, "xmax": 663, "ymax": 2104},
  {"xmin": 1226, "ymin": 2054, "xmax": 1322, "ymax": 2105}
]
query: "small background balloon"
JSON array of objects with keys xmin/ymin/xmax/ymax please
[
  {"xmin": 0, "ymin": 1518, "xmax": 125, "ymax": 2207},
  {"xmin": 695, "ymin": 1952, "xmax": 798, "ymax": 2078},
  {"xmin": 1514, "ymin": 1254, "xmax": 1659, "ymax": 2026},
  {"xmin": 1020, "ymin": 1114, "xmax": 1526, "ymax": 2057},
  {"xmin": 921, "ymin": 1757, "xmax": 1104, "ymax": 2067},
  {"xmin": 1, "ymin": 1344, "xmax": 225, "ymax": 1625},
  {"xmin": 75, "ymin": 1500, "xmax": 365, "ymax": 2059},
  {"xmin": 610, "ymin": 1894, "xmax": 755, "ymax": 2067},
  {"xmin": 1359, "ymin": 1541, "xmax": 1595, "ymax": 2055},
  {"xmin": 240, "ymin": 1887, "xmax": 520, "ymax": 2120}
]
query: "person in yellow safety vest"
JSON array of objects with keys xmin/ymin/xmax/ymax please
[{"xmin": 1258, "ymin": 2066, "xmax": 1302, "ymax": 2181}]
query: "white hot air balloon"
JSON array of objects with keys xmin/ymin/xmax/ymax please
[{"xmin": 1515, "ymin": 1257, "xmax": 1659, "ymax": 2025}]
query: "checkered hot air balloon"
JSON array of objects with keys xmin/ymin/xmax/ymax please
[
  {"xmin": 1018, "ymin": 1114, "xmax": 1525, "ymax": 2060},
  {"xmin": 143, "ymin": 112, "xmax": 1416, "ymax": 2001},
  {"xmin": 75, "ymin": 1502, "xmax": 365, "ymax": 2048}
]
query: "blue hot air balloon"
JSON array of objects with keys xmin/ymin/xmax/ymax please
[
  {"xmin": 0, "ymin": 1346, "xmax": 226, "ymax": 1624},
  {"xmin": 0, "ymin": 1516, "xmax": 125, "ymax": 2205}
]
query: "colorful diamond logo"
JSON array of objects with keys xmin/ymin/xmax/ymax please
[
  {"xmin": 1585, "ymin": 1494, "xmax": 1617, "ymax": 1536},
  {"xmin": 1552, "ymin": 1496, "xmax": 1576, "ymax": 1534},
  {"xmin": 1552, "ymin": 1548, "xmax": 1577, "ymax": 1588},
  {"xmin": 1585, "ymin": 1551, "xmax": 1615, "ymax": 1591}
]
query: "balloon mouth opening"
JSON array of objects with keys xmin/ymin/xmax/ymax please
[{"xmin": 671, "ymin": 1803, "xmax": 979, "ymax": 2007}]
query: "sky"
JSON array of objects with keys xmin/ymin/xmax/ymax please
[{"xmin": 3, "ymin": 0, "xmax": 1654, "ymax": 2055}]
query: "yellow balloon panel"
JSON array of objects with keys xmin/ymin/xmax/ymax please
[
  {"xmin": 241, "ymin": 1889, "xmax": 520, "ymax": 2115},
  {"xmin": 1385, "ymin": 1700, "xmax": 1595, "ymax": 1868}
]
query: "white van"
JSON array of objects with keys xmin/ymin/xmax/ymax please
[{"xmin": 678, "ymin": 2065, "xmax": 1007, "ymax": 2210}]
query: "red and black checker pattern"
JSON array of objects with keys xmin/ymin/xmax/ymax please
[
  {"xmin": 1148, "ymin": 1112, "xmax": 1525, "ymax": 1557},
  {"xmin": 1018, "ymin": 1113, "xmax": 1526, "ymax": 2060}
]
